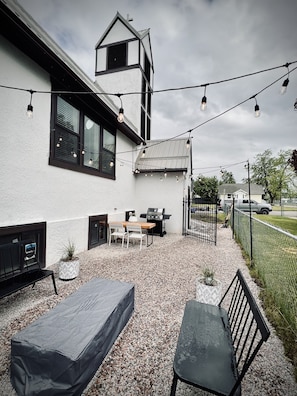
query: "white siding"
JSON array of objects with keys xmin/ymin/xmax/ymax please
[
  {"xmin": 96, "ymin": 69, "xmax": 141, "ymax": 133},
  {"xmin": 96, "ymin": 47, "xmax": 107, "ymax": 72},
  {"xmin": 134, "ymin": 172, "xmax": 190, "ymax": 234},
  {"xmin": 0, "ymin": 37, "xmax": 137, "ymax": 265},
  {"xmin": 128, "ymin": 40, "xmax": 139, "ymax": 65},
  {"xmin": 100, "ymin": 19, "xmax": 134, "ymax": 45}
]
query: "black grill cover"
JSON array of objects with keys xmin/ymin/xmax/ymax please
[{"xmin": 11, "ymin": 278, "xmax": 134, "ymax": 395}]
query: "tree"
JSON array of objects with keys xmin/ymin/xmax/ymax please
[
  {"xmin": 250, "ymin": 149, "xmax": 296, "ymax": 204},
  {"xmin": 220, "ymin": 170, "xmax": 236, "ymax": 184},
  {"xmin": 193, "ymin": 175, "xmax": 219, "ymax": 200},
  {"xmin": 290, "ymin": 149, "xmax": 297, "ymax": 174}
]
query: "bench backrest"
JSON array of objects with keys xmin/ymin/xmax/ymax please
[{"xmin": 219, "ymin": 269, "xmax": 270, "ymax": 395}]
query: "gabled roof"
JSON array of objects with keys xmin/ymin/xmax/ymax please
[
  {"xmin": 95, "ymin": 11, "xmax": 154, "ymax": 71},
  {"xmin": 0, "ymin": 1, "xmax": 142, "ymax": 144},
  {"xmin": 135, "ymin": 139, "xmax": 192, "ymax": 173},
  {"xmin": 218, "ymin": 184, "xmax": 264, "ymax": 195}
]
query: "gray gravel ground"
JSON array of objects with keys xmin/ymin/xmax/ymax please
[{"xmin": 0, "ymin": 227, "xmax": 296, "ymax": 395}]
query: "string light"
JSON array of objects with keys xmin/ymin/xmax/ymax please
[
  {"xmin": 186, "ymin": 131, "xmax": 191, "ymax": 149},
  {"xmin": 200, "ymin": 85, "xmax": 207, "ymax": 111},
  {"xmin": 280, "ymin": 63, "xmax": 290, "ymax": 94},
  {"xmin": 56, "ymin": 137, "xmax": 62, "ymax": 147},
  {"xmin": 26, "ymin": 89, "xmax": 35, "ymax": 118},
  {"xmin": 253, "ymin": 97, "xmax": 260, "ymax": 118},
  {"xmin": 0, "ymin": 60, "xmax": 296, "ymax": 167},
  {"xmin": 116, "ymin": 94, "xmax": 124, "ymax": 123}
]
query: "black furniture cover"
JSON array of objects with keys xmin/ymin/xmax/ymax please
[{"xmin": 11, "ymin": 277, "xmax": 134, "ymax": 395}]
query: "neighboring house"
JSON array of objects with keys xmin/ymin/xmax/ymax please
[
  {"xmin": 0, "ymin": 1, "xmax": 191, "ymax": 267},
  {"xmin": 218, "ymin": 184, "xmax": 265, "ymax": 206}
]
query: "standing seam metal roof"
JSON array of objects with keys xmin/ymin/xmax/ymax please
[{"xmin": 135, "ymin": 138, "xmax": 191, "ymax": 172}]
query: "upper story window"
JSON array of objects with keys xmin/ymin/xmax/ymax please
[
  {"xmin": 50, "ymin": 96, "xmax": 116, "ymax": 179},
  {"xmin": 107, "ymin": 43, "xmax": 127, "ymax": 70}
]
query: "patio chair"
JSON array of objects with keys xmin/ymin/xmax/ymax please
[
  {"xmin": 108, "ymin": 223, "xmax": 127, "ymax": 247},
  {"xmin": 126, "ymin": 224, "xmax": 146, "ymax": 250}
]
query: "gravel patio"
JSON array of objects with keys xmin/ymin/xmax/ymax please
[{"xmin": 0, "ymin": 227, "xmax": 296, "ymax": 395}]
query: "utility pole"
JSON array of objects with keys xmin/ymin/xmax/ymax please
[{"xmin": 245, "ymin": 160, "xmax": 253, "ymax": 266}]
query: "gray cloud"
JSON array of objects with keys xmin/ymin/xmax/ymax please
[{"xmin": 21, "ymin": 0, "xmax": 297, "ymax": 182}]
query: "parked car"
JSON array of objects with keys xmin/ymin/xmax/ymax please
[{"xmin": 235, "ymin": 199, "xmax": 272, "ymax": 215}]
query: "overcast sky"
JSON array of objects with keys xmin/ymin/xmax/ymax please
[{"xmin": 20, "ymin": 0, "xmax": 297, "ymax": 182}]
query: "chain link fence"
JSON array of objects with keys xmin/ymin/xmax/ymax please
[{"xmin": 231, "ymin": 209, "xmax": 297, "ymax": 337}]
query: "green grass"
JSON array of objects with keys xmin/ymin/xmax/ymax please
[
  {"xmin": 254, "ymin": 215, "xmax": 297, "ymax": 236},
  {"xmin": 272, "ymin": 205, "xmax": 297, "ymax": 211}
]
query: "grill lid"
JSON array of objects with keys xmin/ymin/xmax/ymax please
[{"xmin": 147, "ymin": 208, "xmax": 165, "ymax": 220}]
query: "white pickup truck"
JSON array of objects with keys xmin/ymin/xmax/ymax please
[{"xmin": 235, "ymin": 199, "xmax": 272, "ymax": 215}]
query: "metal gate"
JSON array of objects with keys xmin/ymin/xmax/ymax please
[{"xmin": 183, "ymin": 197, "xmax": 217, "ymax": 245}]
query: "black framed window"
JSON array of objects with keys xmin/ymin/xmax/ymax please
[
  {"xmin": 84, "ymin": 116, "xmax": 100, "ymax": 170},
  {"xmin": 50, "ymin": 96, "xmax": 116, "ymax": 179},
  {"xmin": 107, "ymin": 43, "xmax": 127, "ymax": 70}
]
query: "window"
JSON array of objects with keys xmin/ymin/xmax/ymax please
[
  {"xmin": 140, "ymin": 77, "xmax": 152, "ymax": 141},
  {"xmin": 102, "ymin": 129, "xmax": 115, "ymax": 175},
  {"xmin": 144, "ymin": 53, "xmax": 151, "ymax": 83},
  {"xmin": 50, "ymin": 96, "xmax": 116, "ymax": 179},
  {"xmin": 107, "ymin": 43, "xmax": 127, "ymax": 70},
  {"xmin": 84, "ymin": 117, "xmax": 100, "ymax": 170}
]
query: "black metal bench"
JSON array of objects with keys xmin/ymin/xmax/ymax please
[
  {"xmin": 170, "ymin": 269, "xmax": 270, "ymax": 396},
  {"xmin": 0, "ymin": 241, "xmax": 57, "ymax": 299}
]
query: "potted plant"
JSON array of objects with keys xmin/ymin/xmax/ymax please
[
  {"xmin": 196, "ymin": 267, "xmax": 222, "ymax": 305},
  {"xmin": 58, "ymin": 241, "xmax": 80, "ymax": 280}
]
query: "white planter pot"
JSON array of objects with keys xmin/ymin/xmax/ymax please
[
  {"xmin": 196, "ymin": 277, "xmax": 222, "ymax": 305},
  {"xmin": 59, "ymin": 258, "xmax": 80, "ymax": 280}
]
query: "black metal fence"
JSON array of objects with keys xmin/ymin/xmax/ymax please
[
  {"xmin": 231, "ymin": 208, "xmax": 297, "ymax": 337},
  {"xmin": 183, "ymin": 198, "xmax": 217, "ymax": 244}
]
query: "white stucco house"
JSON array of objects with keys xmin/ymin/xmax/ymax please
[
  {"xmin": 218, "ymin": 184, "xmax": 265, "ymax": 206},
  {"xmin": 0, "ymin": 1, "xmax": 192, "ymax": 267}
]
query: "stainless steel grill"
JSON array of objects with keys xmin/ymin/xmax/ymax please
[
  {"xmin": 140, "ymin": 208, "xmax": 171, "ymax": 237},
  {"xmin": 146, "ymin": 208, "xmax": 164, "ymax": 221}
]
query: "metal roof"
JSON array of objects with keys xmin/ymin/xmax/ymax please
[
  {"xmin": 135, "ymin": 138, "xmax": 191, "ymax": 172},
  {"xmin": 218, "ymin": 184, "xmax": 264, "ymax": 195}
]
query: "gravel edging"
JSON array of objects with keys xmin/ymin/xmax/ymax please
[{"xmin": 0, "ymin": 228, "xmax": 296, "ymax": 395}]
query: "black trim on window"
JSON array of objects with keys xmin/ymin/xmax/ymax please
[
  {"xmin": 50, "ymin": 93, "xmax": 116, "ymax": 179},
  {"xmin": 107, "ymin": 43, "xmax": 127, "ymax": 70}
]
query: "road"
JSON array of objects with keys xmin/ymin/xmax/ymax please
[{"xmin": 270, "ymin": 210, "xmax": 297, "ymax": 218}]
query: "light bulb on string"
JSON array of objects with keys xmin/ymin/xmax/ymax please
[
  {"xmin": 116, "ymin": 94, "xmax": 124, "ymax": 123},
  {"xmin": 186, "ymin": 131, "xmax": 191, "ymax": 149},
  {"xmin": 254, "ymin": 97, "xmax": 260, "ymax": 118},
  {"xmin": 280, "ymin": 64, "xmax": 290, "ymax": 94},
  {"xmin": 200, "ymin": 85, "xmax": 208, "ymax": 111},
  {"xmin": 26, "ymin": 90, "xmax": 35, "ymax": 118},
  {"xmin": 280, "ymin": 78, "xmax": 289, "ymax": 94}
]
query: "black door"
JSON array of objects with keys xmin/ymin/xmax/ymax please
[{"xmin": 88, "ymin": 215, "xmax": 107, "ymax": 249}]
